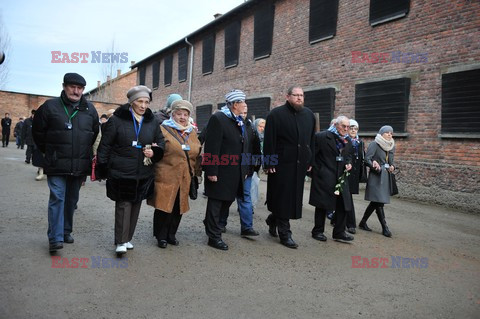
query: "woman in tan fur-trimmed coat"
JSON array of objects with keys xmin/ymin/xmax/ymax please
[{"xmin": 147, "ymin": 100, "xmax": 202, "ymax": 248}]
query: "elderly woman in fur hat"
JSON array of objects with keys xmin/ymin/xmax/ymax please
[
  {"xmin": 96, "ymin": 85, "xmax": 165, "ymax": 255},
  {"xmin": 359, "ymin": 125, "xmax": 396, "ymax": 237},
  {"xmin": 147, "ymin": 100, "xmax": 202, "ymax": 248}
]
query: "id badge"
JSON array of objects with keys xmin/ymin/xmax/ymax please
[
  {"xmin": 384, "ymin": 163, "xmax": 390, "ymax": 169},
  {"xmin": 335, "ymin": 156, "xmax": 343, "ymax": 162},
  {"xmin": 182, "ymin": 144, "xmax": 191, "ymax": 151},
  {"xmin": 132, "ymin": 141, "xmax": 138, "ymax": 147},
  {"xmin": 65, "ymin": 122, "xmax": 72, "ymax": 130}
]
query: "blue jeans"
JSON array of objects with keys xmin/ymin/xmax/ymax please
[
  {"xmin": 219, "ymin": 176, "xmax": 254, "ymax": 231},
  {"xmin": 47, "ymin": 175, "xmax": 84, "ymax": 243}
]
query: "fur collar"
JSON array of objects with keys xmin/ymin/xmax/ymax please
[{"xmin": 114, "ymin": 103, "xmax": 155, "ymax": 122}]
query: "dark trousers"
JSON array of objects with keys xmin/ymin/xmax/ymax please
[
  {"xmin": 2, "ymin": 132, "xmax": 9, "ymax": 146},
  {"xmin": 114, "ymin": 201, "xmax": 142, "ymax": 244},
  {"xmin": 153, "ymin": 193, "xmax": 182, "ymax": 241},
  {"xmin": 25, "ymin": 145, "xmax": 34, "ymax": 162},
  {"xmin": 346, "ymin": 200, "xmax": 356, "ymax": 229},
  {"xmin": 204, "ymin": 198, "xmax": 234, "ymax": 240},
  {"xmin": 267, "ymin": 213, "xmax": 291, "ymax": 239},
  {"xmin": 313, "ymin": 195, "xmax": 348, "ymax": 238}
]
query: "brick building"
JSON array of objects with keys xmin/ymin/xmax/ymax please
[
  {"xmin": 85, "ymin": 67, "xmax": 137, "ymax": 105},
  {"xmin": 0, "ymin": 90, "xmax": 120, "ymax": 137},
  {"xmin": 132, "ymin": 0, "xmax": 480, "ymax": 212}
]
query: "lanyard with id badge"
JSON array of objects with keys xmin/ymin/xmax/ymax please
[
  {"xmin": 130, "ymin": 110, "xmax": 144, "ymax": 149},
  {"xmin": 61, "ymin": 100, "xmax": 79, "ymax": 130}
]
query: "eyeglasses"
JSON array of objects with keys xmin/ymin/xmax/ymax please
[
  {"xmin": 339, "ymin": 124, "xmax": 350, "ymax": 129},
  {"xmin": 234, "ymin": 100, "xmax": 245, "ymax": 104},
  {"xmin": 289, "ymin": 94, "xmax": 304, "ymax": 98},
  {"xmin": 349, "ymin": 126, "xmax": 358, "ymax": 131}
]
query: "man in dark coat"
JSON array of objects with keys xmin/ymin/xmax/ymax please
[
  {"xmin": 309, "ymin": 115, "xmax": 354, "ymax": 242},
  {"xmin": 14, "ymin": 117, "xmax": 24, "ymax": 149},
  {"xmin": 203, "ymin": 89, "xmax": 249, "ymax": 250},
  {"xmin": 33, "ymin": 73, "xmax": 99, "ymax": 252},
  {"xmin": 263, "ymin": 86, "xmax": 315, "ymax": 248},
  {"xmin": 1, "ymin": 112, "xmax": 12, "ymax": 147},
  {"xmin": 22, "ymin": 110, "xmax": 36, "ymax": 164}
]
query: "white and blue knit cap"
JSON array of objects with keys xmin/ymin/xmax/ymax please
[{"xmin": 225, "ymin": 89, "xmax": 246, "ymax": 103}]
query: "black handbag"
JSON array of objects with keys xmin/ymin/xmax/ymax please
[{"xmin": 389, "ymin": 172, "xmax": 399, "ymax": 196}]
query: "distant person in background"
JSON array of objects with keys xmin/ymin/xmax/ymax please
[
  {"xmin": 106, "ymin": 109, "xmax": 116, "ymax": 119},
  {"xmin": 14, "ymin": 117, "xmax": 25, "ymax": 149},
  {"xmin": 155, "ymin": 93, "xmax": 182, "ymax": 124},
  {"xmin": 251, "ymin": 118, "xmax": 265, "ymax": 208},
  {"xmin": 1, "ymin": 112, "xmax": 12, "ymax": 147},
  {"xmin": 22, "ymin": 110, "xmax": 36, "ymax": 164}
]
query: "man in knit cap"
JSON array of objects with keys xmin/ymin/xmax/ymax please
[
  {"xmin": 155, "ymin": 93, "xmax": 182, "ymax": 124},
  {"xmin": 202, "ymin": 89, "xmax": 249, "ymax": 250},
  {"xmin": 33, "ymin": 73, "xmax": 99, "ymax": 252}
]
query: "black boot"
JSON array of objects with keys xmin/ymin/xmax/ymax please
[
  {"xmin": 359, "ymin": 202, "xmax": 375, "ymax": 231},
  {"xmin": 265, "ymin": 214, "xmax": 278, "ymax": 237},
  {"xmin": 376, "ymin": 206, "xmax": 392, "ymax": 237}
]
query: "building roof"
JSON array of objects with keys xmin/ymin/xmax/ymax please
[{"xmin": 130, "ymin": 0, "xmax": 261, "ymax": 69}]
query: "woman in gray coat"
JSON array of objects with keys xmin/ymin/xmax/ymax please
[{"xmin": 358, "ymin": 125, "xmax": 395, "ymax": 237}]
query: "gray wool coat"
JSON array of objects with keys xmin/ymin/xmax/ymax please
[{"xmin": 364, "ymin": 141, "xmax": 395, "ymax": 204}]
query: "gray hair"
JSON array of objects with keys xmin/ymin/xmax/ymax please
[{"xmin": 335, "ymin": 115, "xmax": 349, "ymax": 125}]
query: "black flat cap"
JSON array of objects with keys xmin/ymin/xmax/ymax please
[{"xmin": 63, "ymin": 73, "xmax": 86, "ymax": 87}]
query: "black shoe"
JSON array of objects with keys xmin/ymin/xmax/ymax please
[
  {"xmin": 157, "ymin": 239, "xmax": 168, "ymax": 248},
  {"xmin": 208, "ymin": 238, "xmax": 228, "ymax": 250},
  {"xmin": 280, "ymin": 237, "xmax": 298, "ymax": 249},
  {"xmin": 265, "ymin": 218, "xmax": 277, "ymax": 237},
  {"xmin": 64, "ymin": 234, "xmax": 74, "ymax": 243},
  {"xmin": 347, "ymin": 228, "xmax": 356, "ymax": 234},
  {"xmin": 382, "ymin": 227, "xmax": 392, "ymax": 238},
  {"xmin": 25, "ymin": 160, "xmax": 30, "ymax": 164},
  {"xmin": 49, "ymin": 242, "xmax": 63, "ymax": 252},
  {"xmin": 312, "ymin": 233, "xmax": 327, "ymax": 241},
  {"xmin": 241, "ymin": 229, "xmax": 259, "ymax": 237},
  {"xmin": 220, "ymin": 226, "xmax": 226, "ymax": 233},
  {"xmin": 167, "ymin": 238, "xmax": 179, "ymax": 245},
  {"xmin": 359, "ymin": 221, "xmax": 372, "ymax": 231},
  {"xmin": 333, "ymin": 232, "xmax": 354, "ymax": 242}
]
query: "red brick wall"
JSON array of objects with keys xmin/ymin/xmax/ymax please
[
  {"xmin": 138, "ymin": 0, "xmax": 480, "ymax": 211},
  {"xmin": 0, "ymin": 90, "xmax": 120, "ymax": 135},
  {"xmin": 86, "ymin": 69, "xmax": 137, "ymax": 105}
]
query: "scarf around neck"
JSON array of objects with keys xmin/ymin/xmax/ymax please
[
  {"xmin": 375, "ymin": 134, "xmax": 395, "ymax": 152},
  {"xmin": 220, "ymin": 105, "xmax": 245, "ymax": 136},
  {"xmin": 162, "ymin": 117, "xmax": 193, "ymax": 134}
]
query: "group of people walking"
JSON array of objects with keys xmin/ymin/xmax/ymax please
[{"xmin": 26, "ymin": 72, "xmax": 397, "ymax": 255}]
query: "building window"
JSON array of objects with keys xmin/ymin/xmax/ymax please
[
  {"xmin": 178, "ymin": 47, "xmax": 188, "ymax": 82},
  {"xmin": 304, "ymin": 88, "xmax": 335, "ymax": 130},
  {"xmin": 164, "ymin": 54, "xmax": 173, "ymax": 86},
  {"xmin": 442, "ymin": 68, "xmax": 480, "ymax": 135},
  {"xmin": 254, "ymin": 3, "xmax": 275, "ymax": 59},
  {"xmin": 355, "ymin": 78, "xmax": 410, "ymax": 133},
  {"xmin": 152, "ymin": 61, "xmax": 160, "ymax": 89},
  {"xmin": 225, "ymin": 20, "xmax": 241, "ymax": 68},
  {"xmin": 309, "ymin": 0, "xmax": 339, "ymax": 43},
  {"xmin": 245, "ymin": 97, "xmax": 271, "ymax": 121},
  {"xmin": 196, "ymin": 104, "xmax": 213, "ymax": 131},
  {"xmin": 369, "ymin": 0, "xmax": 410, "ymax": 26},
  {"xmin": 139, "ymin": 67, "xmax": 146, "ymax": 85},
  {"xmin": 202, "ymin": 34, "xmax": 215, "ymax": 75}
]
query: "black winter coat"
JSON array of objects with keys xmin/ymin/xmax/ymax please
[
  {"xmin": 32, "ymin": 92, "xmax": 99, "ymax": 176},
  {"xmin": 243, "ymin": 119, "xmax": 262, "ymax": 176},
  {"xmin": 309, "ymin": 131, "xmax": 353, "ymax": 211},
  {"xmin": 203, "ymin": 110, "xmax": 249, "ymax": 201},
  {"xmin": 348, "ymin": 139, "xmax": 366, "ymax": 194},
  {"xmin": 97, "ymin": 104, "xmax": 165, "ymax": 202},
  {"xmin": 22, "ymin": 117, "xmax": 34, "ymax": 145},
  {"xmin": 263, "ymin": 102, "xmax": 315, "ymax": 220}
]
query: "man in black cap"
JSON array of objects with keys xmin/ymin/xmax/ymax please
[
  {"xmin": 1, "ymin": 112, "xmax": 12, "ymax": 147},
  {"xmin": 33, "ymin": 73, "xmax": 99, "ymax": 252}
]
